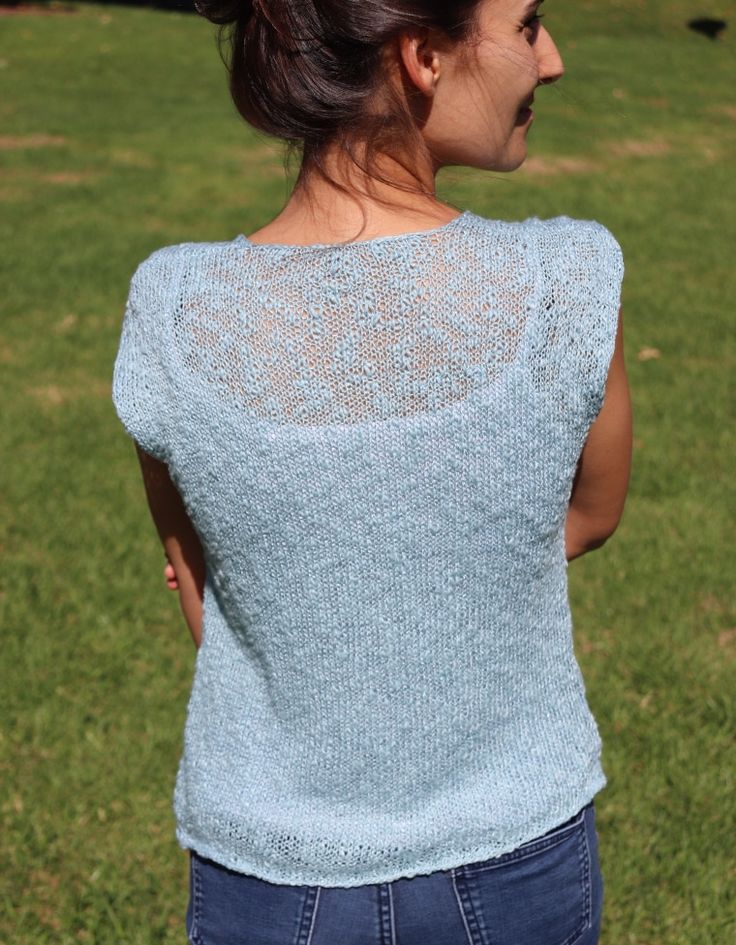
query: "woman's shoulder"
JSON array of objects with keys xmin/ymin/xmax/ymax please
[
  {"xmin": 469, "ymin": 210, "xmax": 619, "ymax": 245},
  {"xmin": 126, "ymin": 237, "xmax": 241, "ymax": 280},
  {"xmin": 521, "ymin": 213, "xmax": 621, "ymax": 259},
  {"xmin": 464, "ymin": 212, "xmax": 623, "ymax": 281}
]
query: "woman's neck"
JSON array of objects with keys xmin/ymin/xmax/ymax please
[{"xmin": 245, "ymin": 144, "xmax": 457, "ymax": 246}]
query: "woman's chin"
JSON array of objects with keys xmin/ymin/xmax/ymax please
[
  {"xmin": 490, "ymin": 146, "xmax": 528, "ymax": 173},
  {"xmin": 467, "ymin": 134, "xmax": 530, "ymax": 173}
]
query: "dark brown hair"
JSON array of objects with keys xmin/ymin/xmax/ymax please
[{"xmin": 194, "ymin": 0, "xmax": 483, "ymax": 223}]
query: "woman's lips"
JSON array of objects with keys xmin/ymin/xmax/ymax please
[{"xmin": 517, "ymin": 107, "xmax": 534, "ymax": 123}]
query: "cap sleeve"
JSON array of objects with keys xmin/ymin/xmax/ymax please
[
  {"xmin": 575, "ymin": 222, "xmax": 625, "ymax": 422},
  {"xmin": 111, "ymin": 250, "xmax": 178, "ymax": 463},
  {"xmin": 528, "ymin": 217, "xmax": 625, "ymax": 429}
]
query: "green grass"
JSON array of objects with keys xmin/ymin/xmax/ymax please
[{"xmin": 1, "ymin": 2, "xmax": 734, "ymax": 943}]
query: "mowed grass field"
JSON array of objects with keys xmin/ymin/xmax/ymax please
[{"xmin": 1, "ymin": 2, "xmax": 734, "ymax": 942}]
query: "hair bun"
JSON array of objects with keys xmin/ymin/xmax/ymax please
[{"xmin": 194, "ymin": 0, "xmax": 252, "ymax": 26}]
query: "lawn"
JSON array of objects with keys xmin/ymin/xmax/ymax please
[{"xmin": 0, "ymin": 2, "xmax": 734, "ymax": 943}]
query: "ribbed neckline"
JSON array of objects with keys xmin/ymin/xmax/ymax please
[{"xmin": 235, "ymin": 209, "xmax": 472, "ymax": 251}]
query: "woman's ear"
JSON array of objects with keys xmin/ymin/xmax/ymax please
[{"xmin": 396, "ymin": 29, "xmax": 442, "ymax": 96}]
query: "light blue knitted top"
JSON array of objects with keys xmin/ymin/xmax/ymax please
[{"xmin": 112, "ymin": 209, "xmax": 624, "ymax": 888}]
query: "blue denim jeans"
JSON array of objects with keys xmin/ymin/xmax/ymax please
[{"xmin": 186, "ymin": 801, "xmax": 603, "ymax": 945}]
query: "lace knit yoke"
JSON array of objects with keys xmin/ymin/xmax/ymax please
[{"xmin": 112, "ymin": 210, "xmax": 625, "ymax": 887}]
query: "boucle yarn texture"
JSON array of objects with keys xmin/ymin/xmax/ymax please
[{"xmin": 112, "ymin": 210, "xmax": 625, "ymax": 887}]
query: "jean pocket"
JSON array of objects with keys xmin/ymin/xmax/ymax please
[
  {"xmin": 187, "ymin": 851, "xmax": 320, "ymax": 945},
  {"xmin": 452, "ymin": 809, "xmax": 592, "ymax": 945}
]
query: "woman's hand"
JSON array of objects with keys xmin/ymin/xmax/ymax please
[{"xmin": 164, "ymin": 555, "xmax": 179, "ymax": 590}]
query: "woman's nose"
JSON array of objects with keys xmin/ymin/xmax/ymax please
[{"xmin": 537, "ymin": 28, "xmax": 565, "ymax": 85}]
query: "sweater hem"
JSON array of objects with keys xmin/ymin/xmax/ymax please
[{"xmin": 175, "ymin": 770, "xmax": 607, "ymax": 889}]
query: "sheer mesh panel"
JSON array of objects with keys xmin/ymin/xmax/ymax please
[{"xmin": 173, "ymin": 217, "xmax": 534, "ymax": 426}]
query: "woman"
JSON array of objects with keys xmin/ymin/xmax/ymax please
[{"xmin": 112, "ymin": 0, "xmax": 632, "ymax": 942}]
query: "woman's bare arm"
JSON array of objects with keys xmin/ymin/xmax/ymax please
[
  {"xmin": 135, "ymin": 444, "xmax": 205, "ymax": 647},
  {"xmin": 565, "ymin": 307, "xmax": 633, "ymax": 561}
]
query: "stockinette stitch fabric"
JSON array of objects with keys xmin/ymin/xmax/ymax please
[{"xmin": 112, "ymin": 209, "xmax": 625, "ymax": 887}]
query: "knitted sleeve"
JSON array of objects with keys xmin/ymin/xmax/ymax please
[
  {"xmin": 111, "ymin": 249, "xmax": 178, "ymax": 463},
  {"xmin": 532, "ymin": 218, "xmax": 625, "ymax": 428}
]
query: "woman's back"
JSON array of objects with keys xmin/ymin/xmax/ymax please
[{"xmin": 112, "ymin": 208, "xmax": 624, "ymax": 886}]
